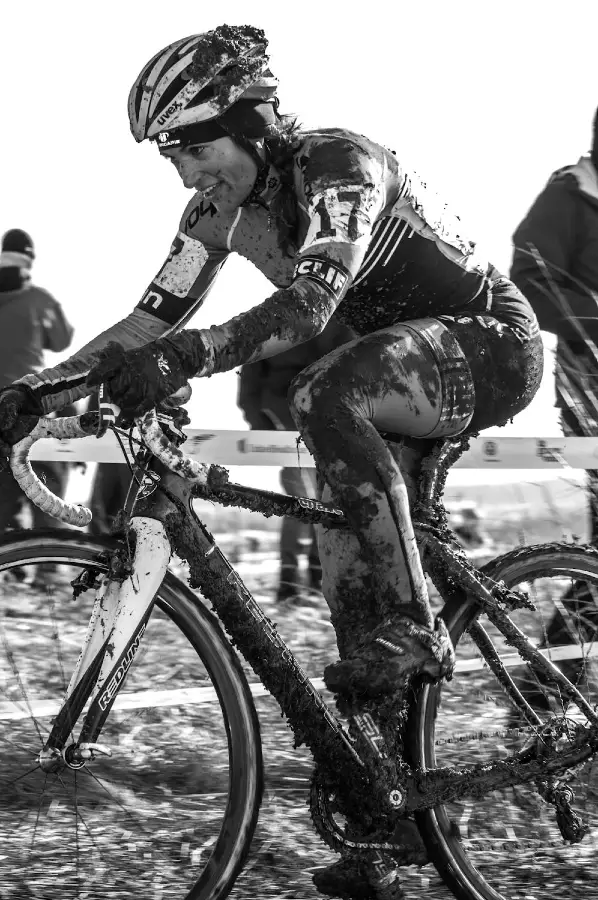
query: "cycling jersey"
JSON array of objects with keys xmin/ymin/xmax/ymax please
[{"xmin": 20, "ymin": 128, "xmax": 538, "ymax": 411}]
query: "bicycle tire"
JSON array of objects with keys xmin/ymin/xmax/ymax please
[
  {"xmin": 0, "ymin": 528, "xmax": 263, "ymax": 900},
  {"xmin": 410, "ymin": 542, "xmax": 598, "ymax": 900}
]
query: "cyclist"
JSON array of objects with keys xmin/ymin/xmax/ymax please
[{"xmin": 0, "ymin": 24, "xmax": 544, "ymax": 897}]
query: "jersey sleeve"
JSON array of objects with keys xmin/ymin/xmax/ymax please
[
  {"xmin": 293, "ymin": 135, "xmax": 387, "ymax": 299},
  {"xmin": 18, "ymin": 229, "xmax": 229, "ymax": 412},
  {"xmin": 135, "ymin": 229, "xmax": 228, "ymax": 327}
]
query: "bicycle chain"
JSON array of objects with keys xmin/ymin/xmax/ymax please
[{"xmin": 308, "ymin": 769, "xmax": 428, "ymax": 867}]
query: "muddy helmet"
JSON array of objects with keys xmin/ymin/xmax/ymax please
[{"xmin": 128, "ymin": 24, "xmax": 278, "ymax": 142}]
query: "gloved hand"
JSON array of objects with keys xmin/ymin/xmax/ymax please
[
  {"xmin": 86, "ymin": 335, "xmax": 205, "ymax": 423},
  {"xmin": 0, "ymin": 384, "xmax": 43, "ymax": 458}
]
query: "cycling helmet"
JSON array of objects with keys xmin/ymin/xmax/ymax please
[{"xmin": 128, "ymin": 24, "xmax": 278, "ymax": 143}]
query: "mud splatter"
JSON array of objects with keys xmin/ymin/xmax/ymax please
[{"xmin": 202, "ymin": 279, "xmax": 335, "ymax": 374}]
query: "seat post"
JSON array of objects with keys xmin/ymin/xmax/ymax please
[{"xmin": 416, "ymin": 435, "xmax": 475, "ymax": 520}]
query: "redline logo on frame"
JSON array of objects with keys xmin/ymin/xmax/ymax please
[{"xmin": 98, "ymin": 623, "xmax": 147, "ymax": 710}]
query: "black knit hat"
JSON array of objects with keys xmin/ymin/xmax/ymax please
[{"xmin": 1, "ymin": 228, "xmax": 35, "ymax": 260}]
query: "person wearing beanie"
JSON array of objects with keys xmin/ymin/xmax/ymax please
[
  {"xmin": 510, "ymin": 108, "xmax": 598, "ymax": 705},
  {"xmin": 0, "ymin": 228, "xmax": 74, "ymax": 535},
  {"xmin": 0, "ymin": 228, "xmax": 35, "ymax": 292}
]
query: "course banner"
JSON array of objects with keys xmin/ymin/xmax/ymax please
[{"xmin": 25, "ymin": 431, "xmax": 598, "ymax": 469}]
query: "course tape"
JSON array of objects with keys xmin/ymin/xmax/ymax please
[
  {"xmin": 1, "ymin": 642, "xmax": 594, "ymax": 720},
  {"xmin": 25, "ymin": 431, "xmax": 598, "ymax": 469}
]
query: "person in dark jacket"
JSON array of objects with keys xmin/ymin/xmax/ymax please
[
  {"xmin": 510, "ymin": 106, "xmax": 598, "ymax": 691},
  {"xmin": 0, "ymin": 228, "xmax": 74, "ymax": 532},
  {"xmin": 238, "ymin": 316, "xmax": 354, "ymax": 602}
]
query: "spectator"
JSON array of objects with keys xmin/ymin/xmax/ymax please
[
  {"xmin": 0, "ymin": 228, "xmax": 74, "ymax": 533},
  {"xmin": 511, "ymin": 108, "xmax": 598, "ymax": 540},
  {"xmin": 238, "ymin": 317, "xmax": 354, "ymax": 603},
  {"xmin": 510, "ymin": 106, "xmax": 598, "ymax": 682}
]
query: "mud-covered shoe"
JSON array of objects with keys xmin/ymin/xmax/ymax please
[
  {"xmin": 313, "ymin": 856, "xmax": 404, "ymax": 899},
  {"xmin": 324, "ymin": 615, "xmax": 455, "ymax": 700},
  {"xmin": 313, "ymin": 857, "xmax": 375, "ymax": 900}
]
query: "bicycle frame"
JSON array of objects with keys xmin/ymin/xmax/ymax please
[{"xmin": 35, "ymin": 432, "xmax": 598, "ymax": 830}]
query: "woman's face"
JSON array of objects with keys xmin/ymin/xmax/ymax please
[{"xmin": 160, "ymin": 137, "xmax": 259, "ymax": 212}]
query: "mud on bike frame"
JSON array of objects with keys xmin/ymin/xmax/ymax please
[{"xmin": 8, "ymin": 400, "xmax": 598, "ymax": 860}]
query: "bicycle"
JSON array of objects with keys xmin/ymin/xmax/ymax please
[{"xmin": 2, "ymin": 394, "xmax": 598, "ymax": 900}]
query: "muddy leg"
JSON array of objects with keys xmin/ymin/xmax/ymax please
[
  {"xmin": 317, "ymin": 481, "xmax": 379, "ymax": 658},
  {"xmin": 290, "ymin": 329, "xmax": 453, "ymax": 632}
]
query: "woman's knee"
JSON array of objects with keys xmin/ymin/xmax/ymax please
[{"xmin": 287, "ymin": 360, "xmax": 339, "ymax": 429}]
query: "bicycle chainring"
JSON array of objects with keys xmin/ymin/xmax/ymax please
[{"xmin": 309, "ymin": 768, "xmax": 428, "ymax": 867}]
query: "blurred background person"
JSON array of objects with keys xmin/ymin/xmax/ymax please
[
  {"xmin": 510, "ymin": 105, "xmax": 598, "ymax": 695},
  {"xmin": 238, "ymin": 317, "xmax": 354, "ymax": 604},
  {"xmin": 0, "ymin": 228, "xmax": 74, "ymax": 534}
]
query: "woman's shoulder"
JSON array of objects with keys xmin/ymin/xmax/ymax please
[
  {"xmin": 294, "ymin": 127, "xmax": 390, "ymax": 163},
  {"xmin": 291, "ymin": 128, "xmax": 393, "ymax": 191}
]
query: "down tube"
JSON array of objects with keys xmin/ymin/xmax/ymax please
[{"xmin": 176, "ymin": 509, "xmax": 364, "ymax": 779}]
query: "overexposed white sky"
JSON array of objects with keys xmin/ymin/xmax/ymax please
[{"xmin": 1, "ymin": 0, "xmax": 597, "ymax": 488}]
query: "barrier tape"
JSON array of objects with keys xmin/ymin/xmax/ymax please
[
  {"xmin": 25, "ymin": 431, "xmax": 598, "ymax": 469},
  {"xmin": 2, "ymin": 641, "xmax": 594, "ymax": 720}
]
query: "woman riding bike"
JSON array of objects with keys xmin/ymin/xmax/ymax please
[{"xmin": 0, "ymin": 24, "xmax": 544, "ymax": 898}]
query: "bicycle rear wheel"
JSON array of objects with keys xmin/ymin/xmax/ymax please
[
  {"xmin": 411, "ymin": 543, "xmax": 598, "ymax": 900},
  {"xmin": 0, "ymin": 529, "xmax": 263, "ymax": 900}
]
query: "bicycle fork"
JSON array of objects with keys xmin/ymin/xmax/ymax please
[{"xmin": 39, "ymin": 517, "xmax": 170, "ymax": 771}]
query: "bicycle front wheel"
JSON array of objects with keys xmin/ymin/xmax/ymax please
[
  {"xmin": 0, "ymin": 529, "xmax": 263, "ymax": 900},
  {"xmin": 411, "ymin": 543, "xmax": 598, "ymax": 900}
]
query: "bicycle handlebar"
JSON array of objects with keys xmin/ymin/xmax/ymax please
[
  {"xmin": 10, "ymin": 416, "xmax": 96, "ymax": 527},
  {"xmin": 10, "ymin": 406, "xmax": 215, "ymax": 528},
  {"xmin": 136, "ymin": 410, "xmax": 211, "ymax": 485}
]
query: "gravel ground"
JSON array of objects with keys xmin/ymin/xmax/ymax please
[{"xmin": 1, "ymin": 533, "xmax": 597, "ymax": 900}]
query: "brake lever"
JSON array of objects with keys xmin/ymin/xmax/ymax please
[{"xmin": 96, "ymin": 383, "xmax": 122, "ymax": 438}]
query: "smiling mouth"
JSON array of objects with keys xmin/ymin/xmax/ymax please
[{"xmin": 196, "ymin": 182, "xmax": 220, "ymax": 198}]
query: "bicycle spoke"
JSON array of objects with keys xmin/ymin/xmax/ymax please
[
  {"xmin": 0, "ymin": 536, "xmax": 261, "ymax": 900},
  {"xmin": 0, "ymin": 621, "xmax": 46, "ymax": 747},
  {"xmin": 417, "ymin": 546, "xmax": 598, "ymax": 900},
  {"xmin": 47, "ymin": 592, "xmax": 78, "ymax": 747},
  {"xmin": 0, "ymin": 733, "xmax": 41, "ymax": 755},
  {"xmin": 28, "ymin": 771, "xmax": 53, "ymax": 864},
  {"xmin": 56, "ymin": 771, "xmax": 104, "ymax": 862},
  {"xmin": 80, "ymin": 766, "xmax": 154, "ymax": 838},
  {"xmin": 1, "ymin": 763, "xmax": 43, "ymax": 790}
]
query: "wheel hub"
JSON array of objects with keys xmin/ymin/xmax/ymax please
[{"xmin": 38, "ymin": 742, "xmax": 112, "ymax": 772}]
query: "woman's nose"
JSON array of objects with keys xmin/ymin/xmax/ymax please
[{"xmin": 177, "ymin": 159, "xmax": 201, "ymax": 188}]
